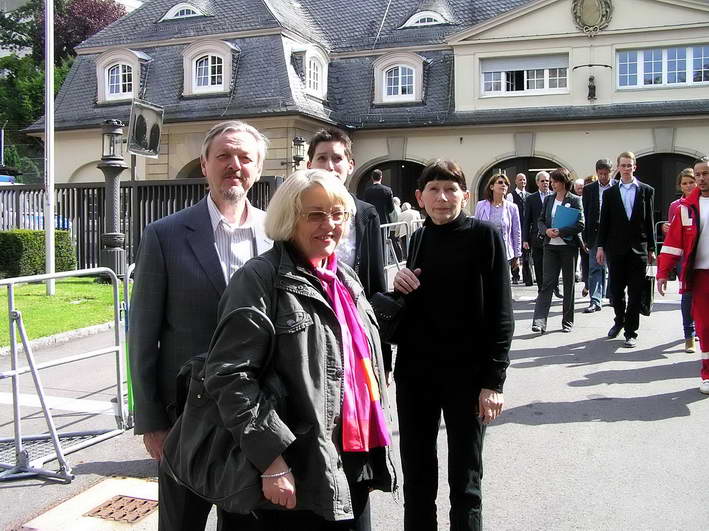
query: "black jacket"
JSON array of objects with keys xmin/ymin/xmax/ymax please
[
  {"xmin": 538, "ymin": 192, "xmax": 585, "ymax": 247},
  {"xmin": 523, "ymin": 191, "xmax": 546, "ymax": 248},
  {"xmin": 363, "ymin": 183, "xmax": 395, "ymax": 225},
  {"xmin": 352, "ymin": 197, "xmax": 386, "ymax": 297},
  {"xmin": 596, "ymin": 181, "xmax": 656, "ymax": 256},
  {"xmin": 582, "ymin": 181, "xmax": 604, "ymax": 248}
]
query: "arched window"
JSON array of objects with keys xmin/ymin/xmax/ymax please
[
  {"xmin": 160, "ymin": 3, "xmax": 205, "ymax": 21},
  {"xmin": 307, "ymin": 57, "xmax": 321, "ymax": 93},
  {"xmin": 401, "ymin": 11, "xmax": 446, "ymax": 28},
  {"xmin": 385, "ymin": 65, "xmax": 414, "ymax": 98},
  {"xmin": 182, "ymin": 40, "xmax": 236, "ymax": 96},
  {"xmin": 194, "ymin": 55, "xmax": 223, "ymax": 90},
  {"xmin": 106, "ymin": 63, "xmax": 133, "ymax": 99},
  {"xmin": 373, "ymin": 53, "xmax": 424, "ymax": 104}
]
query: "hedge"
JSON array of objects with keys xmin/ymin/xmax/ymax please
[{"xmin": 0, "ymin": 230, "xmax": 76, "ymax": 279}]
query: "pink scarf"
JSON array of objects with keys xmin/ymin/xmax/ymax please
[{"xmin": 315, "ymin": 253, "xmax": 391, "ymax": 452}]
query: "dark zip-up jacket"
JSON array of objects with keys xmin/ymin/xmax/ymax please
[{"xmin": 204, "ymin": 242, "xmax": 396, "ymax": 521}]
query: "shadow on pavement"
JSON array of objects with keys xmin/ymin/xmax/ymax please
[
  {"xmin": 71, "ymin": 458, "xmax": 157, "ymax": 478},
  {"xmin": 496, "ymin": 387, "xmax": 706, "ymax": 425},
  {"xmin": 568, "ymin": 359, "xmax": 699, "ymax": 387}
]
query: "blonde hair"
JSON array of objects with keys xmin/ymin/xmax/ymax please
[
  {"xmin": 265, "ymin": 169, "xmax": 355, "ymax": 241},
  {"xmin": 617, "ymin": 151, "xmax": 636, "ymax": 165},
  {"xmin": 677, "ymin": 167, "xmax": 695, "ymax": 188}
]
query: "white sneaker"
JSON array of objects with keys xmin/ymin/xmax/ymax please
[{"xmin": 700, "ymin": 380, "xmax": 709, "ymax": 395}]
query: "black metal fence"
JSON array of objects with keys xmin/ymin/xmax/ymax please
[{"xmin": 0, "ymin": 177, "xmax": 281, "ymax": 269}]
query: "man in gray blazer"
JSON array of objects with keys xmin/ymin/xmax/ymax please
[{"xmin": 128, "ymin": 121, "xmax": 271, "ymax": 530}]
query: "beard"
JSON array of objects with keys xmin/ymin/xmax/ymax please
[{"xmin": 221, "ymin": 186, "xmax": 245, "ymax": 203}]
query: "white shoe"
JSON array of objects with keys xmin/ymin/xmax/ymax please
[{"xmin": 700, "ymin": 380, "xmax": 709, "ymax": 395}]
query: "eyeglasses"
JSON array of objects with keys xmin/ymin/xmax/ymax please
[
  {"xmin": 495, "ymin": 180, "xmax": 508, "ymax": 185},
  {"xmin": 301, "ymin": 209, "xmax": 350, "ymax": 224}
]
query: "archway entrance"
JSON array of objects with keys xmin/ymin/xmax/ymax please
[
  {"xmin": 175, "ymin": 158, "xmax": 204, "ymax": 180},
  {"xmin": 477, "ymin": 156, "xmax": 559, "ymax": 200},
  {"xmin": 356, "ymin": 160, "xmax": 425, "ymax": 209},
  {"xmin": 635, "ymin": 153, "xmax": 697, "ymax": 221}
]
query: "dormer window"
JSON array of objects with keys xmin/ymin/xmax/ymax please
[
  {"xmin": 402, "ymin": 11, "xmax": 446, "ymax": 28},
  {"xmin": 182, "ymin": 40, "xmax": 237, "ymax": 96},
  {"xmin": 300, "ymin": 47, "xmax": 328, "ymax": 99},
  {"xmin": 96, "ymin": 48, "xmax": 149, "ymax": 103},
  {"xmin": 160, "ymin": 3, "xmax": 205, "ymax": 21},
  {"xmin": 373, "ymin": 52, "xmax": 424, "ymax": 104},
  {"xmin": 107, "ymin": 63, "xmax": 133, "ymax": 99},
  {"xmin": 195, "ymin": 55, "xmax": 223, "ymax": 91}
]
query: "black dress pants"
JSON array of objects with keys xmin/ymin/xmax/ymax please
[
  {"xmin": 395, "ymin": 361, "xmax": 486, "ymax": 531},
  {"xmin": 607, "ymin": 251, "xmax": 647, "ymax": 339},
  {"xmin": 158, "ymin": 459, "xmax": 261, "ymax": 531},
  {"xmin": 531, "ymin": 242, "xmax": 544, "ymax": 290},
  {"xmin": 532, "ymin": 244, "xmax": 577, "ymax": 330}
]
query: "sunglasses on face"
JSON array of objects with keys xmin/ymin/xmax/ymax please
[{"xmin": 301, "ymin": 210, "xmax": 350, "ymax": 224}]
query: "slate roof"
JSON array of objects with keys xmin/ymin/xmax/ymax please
[{"xmin": 29, "ymin": 0, "xmax": 709, "ymax": 134}]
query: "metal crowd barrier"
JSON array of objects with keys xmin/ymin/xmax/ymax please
[
  {"xmin": 380, "ymin": 220, "xmax": 422, "ymax": 289},
  {"xmin": 0, "ymin": 268, "xmax": 128, "ymax": 483}
]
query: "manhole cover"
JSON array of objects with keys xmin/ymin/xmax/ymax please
[{"xmin": 85, "ymin": 494, "xmax": 158, "ymax": 523}]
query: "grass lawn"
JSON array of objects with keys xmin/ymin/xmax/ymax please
[{"xmin": 0, "ymin": 277, "xmax": 128, "ymax": 347}]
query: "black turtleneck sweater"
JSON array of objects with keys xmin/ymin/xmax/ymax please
[{"xmin": 397, "ymin": 212, "xmax": 514, "ymax": 392}]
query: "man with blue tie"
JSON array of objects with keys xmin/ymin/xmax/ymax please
[{"xmin": 596, "ymin": 151, "xmax": 656, "ymax": 348}]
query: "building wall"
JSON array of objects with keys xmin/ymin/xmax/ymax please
[
  {"xmin": 350, "ymin": 116, "xmax": 709, "ymax": 205},
  {"xmin": 54, "ymin": 116, "xmax": 328, "ymax": 183}
]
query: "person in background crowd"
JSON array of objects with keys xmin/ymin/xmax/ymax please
[
  {"xmin": 507, "ymin": 173, "xmax": 533, "ymax": 286},
  {"xmin": 573, "ymin": 177, "xmax": 588, "ymax": 288},
  {"xmin": 130, "ymin": 120, "xmax": 270, "ymax": 531},
  {"xmin": 363, "ymin": 168, "xmax": 395, "ymax": 226},
  {"xmin": 597, "ymin": 151, "xmax": 656, "ymax": 349},
  {"xmin": 396, "ymin": 201, "xmax": 422, "ymax": 258},
  {"xmin": 523, "ymin": 171, "xmax": 561, "ymax": 298},
  {"xmin": 573, "ymin": 178, "xmax": 585, "ymax": 196},
  {"xmin": 203, "ymin": 169, "xmax": 396, "ymax": 529},
  {"xmin": 579, "ymin": 175, "xmax": 598, "ymax": 297},
  {"xmin": 531, "ymin": 168, "xmax": 585, "ymax": 334},
  {"xmin": 390, "ymin": 196, "xmax": 403, "ymax": 260},
  {"xmin": 582, "ymin": 159, "xmax": 615, "ymax": 313},
  {"xmin": 658, "ymin": 157, "xmax": 709, "ymax": 395},
  {"xmin": 474, "ymin": 173, "xmax": 522, "ymax": 280},
  {"xmin": 662, "ymin": 168, "xmax": 698, "ymax": 353},
  {"xmin": 307, "ymin": 128, "xmax": 391, "ymax": 378},
  {"xmin": 394, "ymin": 159, "xmax": 513, "ymax": 531}
]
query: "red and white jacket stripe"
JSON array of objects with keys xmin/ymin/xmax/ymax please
[{"xmin": 657, "ymin": 187, "xmax": 702, "ymax": 293}]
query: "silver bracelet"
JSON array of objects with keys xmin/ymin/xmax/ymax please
[{"xmin": 260, "ymin": 467, "xmax": 292, "ymax": 479}]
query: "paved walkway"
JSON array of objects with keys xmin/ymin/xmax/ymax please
[{"xmin": 1, "ymin": 281, "xmax": 707, "ymax": 530}]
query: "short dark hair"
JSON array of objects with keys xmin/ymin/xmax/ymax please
[
  {"xmin": 483, "ymin": 173, "xmax": 510, "ymax": 202},
  {"xmin": 550, "ymin": 168, "xmax": 572, "ymax": 192},
  {"xmin": 371, "ymin": 168, "xmax": 383, "ymax": 181},
  {"xmin": 417, "ymin": 160, "xmax": 467, "ymax": 191},
  {"xmin": 307, "ymin": 128, "xmax": 353, "ymax": 162},
  {"xmin": 595, "ymin": 158, "xmax": 612, "ymax": 172}
]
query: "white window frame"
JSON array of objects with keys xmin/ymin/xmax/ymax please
[
  {"xmin": 182, "ymin": 40, "xmax": 236, "ymax": 96},
  {"xmin": 384, "ymin": 65, "xmax": 415, "ymax": 101},
  {"xmin": 480, "ymin": 62, "xmax": 568, "ymax": 97},
  {"xmin": 96, "ymin": 49, "xmax": 145, "ymax": 103},
  {"xmin": 303, "ymin": 48, "xmax": 328, "ymax": 99},
  {"xmin": 193, "ymin": 54, "xmax": 224, "ymax": 93},
  {"xmin": 401, "ymin": 10, "xmax": 446, "ymax": 28},
  {"xmin": 373, "ymin": 52, "xmax": 424, "ymax": 104},
  {"xmin": 106, "ymin": 63, "xmax": 133, "ymax": 99},
  {"xmin": 616, "ymin": 44, "xmax": 709, "ymax": 89},
  {"xmin": 160, "ymin": 3, "xmax": 205, "ymax": 21}
]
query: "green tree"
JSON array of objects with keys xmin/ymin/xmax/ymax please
[{"xmin": 0, "ymin": 0, "xmax": 126, "ymax": 65}]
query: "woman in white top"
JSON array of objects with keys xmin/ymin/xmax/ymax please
[{"xmin": 531, "ymin": 168, "xmax": 585, "ymax": 334}]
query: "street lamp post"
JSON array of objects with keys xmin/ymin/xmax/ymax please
[
  {"xmin": 281, "ymin": 136, "xmax": 306, "ymax": 170},
  {"xmin": 97, "ymin": 120, "xmax": 129, "ymax": 276}
]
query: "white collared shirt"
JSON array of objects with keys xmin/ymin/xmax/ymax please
[
  {"xmin": 619, "ymin": 177, "xmax": 639, "ymax": 220},
  {"xmin": 598, "ymin": 179, "xmax": 615, "ymax": 211},
  {"xmin": 207, "ymin": 194, "xmax": 257, "ymax": 283}
]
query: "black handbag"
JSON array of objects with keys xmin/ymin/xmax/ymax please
[
  {"xmin": 162, "ymin": 306, "xmax": 284, "ymax": 514},
  {"xmin": 640, "ymin": 266, "xmax": 656, "ymax": 317},
  {"xmin": 370, "ymin": 227, "xmax": 425, "ymax": 345}
]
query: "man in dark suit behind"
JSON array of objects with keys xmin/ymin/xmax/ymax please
[
  {"xmin": 523, "ymin": 171, "xmax": 559, "ymax": 296},
  {"xmin": 508, "ymin": 173, "xmax": 533, "ymax": 285},
  {"xmin": 363, "ymin": 168, "xmax": 395, "ymax": 225},
  {"xmin": 582, "ymin": 158, "xmax": 615, "ymax": 313},
  {"xmin": 129, "ymin": 121, "xmax": 271, "ymax": 530},
  {"xmin": 596, "ymin": 151, "xmax": 656, "ymax": 348}
]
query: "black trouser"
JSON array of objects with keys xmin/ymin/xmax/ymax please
[
  {"xmin": 531, "ymin": 242, "xmax": 544, "ymax": 290},
  {"xmin": 395, "ymin": 361, "xmax": 486, "ymax": 531},
  {"xmin": 580, "ymin": 247, "xmax": 589, "ymax": 286},
  {"xmin": 607, "ymin": 251, "xmax": 647, "ymax": 339},
  {"xmin": 521, "ymin": 247, "xmax": 534, "ymax": 285},
  {"xmin": 532, "ymin": 245, "xmax": 577, "ymax": 330},
  {"xmin": 158, "ymin": 459, "xmax": 260, "ymax": 531}
]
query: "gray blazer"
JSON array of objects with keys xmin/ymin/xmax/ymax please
[{"xmin": 128, "ymin": 197, "xmax": 271, "ymax": 434}]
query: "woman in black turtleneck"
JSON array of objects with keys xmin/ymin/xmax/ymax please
[{"xmin": 393, "ymin": 160, "xmax": 514, "ymax": 531}]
